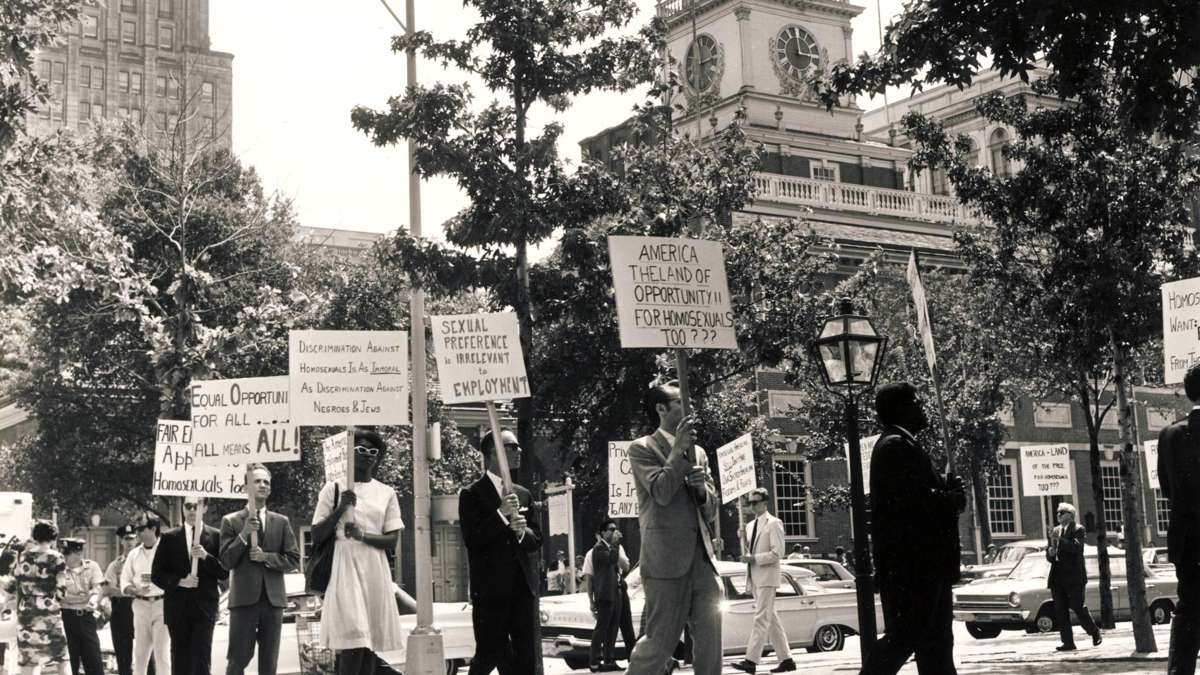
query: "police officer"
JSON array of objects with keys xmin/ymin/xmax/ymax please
[
  {"xmin": 60, "ymin": 538, "xmax": 105, "ymax": 675},
  {"xmin": 105, "ymin": 525, "xmax": 140, "ymax": 675}
]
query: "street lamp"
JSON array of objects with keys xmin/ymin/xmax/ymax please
[{"xmin": 810, "ymin": 298, "xmax": 887, "ymax": 661}]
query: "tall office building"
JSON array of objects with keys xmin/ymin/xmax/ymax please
[{"xmin": 27, "ymin": 0, "xmax": 233, "ymax": 150}]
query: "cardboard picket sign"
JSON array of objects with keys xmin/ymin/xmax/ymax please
[
  {"xmin": 322, "ymin": 430, "xmax": 352, "ymax": 487},
  {"xmin": 1162, "ymin": 277, "xmax": 1200, "ymax": 384},
  {"xmin": 1019, "ymin": 444, "xmax": 1073, "ymax": 496},
  {"xmin": 608, "ymin": 441, "xmax": 637, "ymax": 518},
  {"xmin": 190, "ymin": 376, "xmax": 298, "ymax": 465},
  {"xmin": 844, "ymin": 435, "xmax": 881, "ymax": 496},
  {"xmin": 152, "ymin": 420, "xmax": 244, "ymax": 499},
  {"xmin": 717, "ymin": 433, "xmax": 756, "ymax": 505},
  {"xmin": 607, "ymin": 235, "xmax": 737, "ymax": 350},
  {"xmin": 1145, "ymin": 440, "xmax": 1160, "ymax": 491},
  {"xmin": 429, "ymin": 312, "xmax": 530, "ymax": 405},
  {"xmin": 288, "ymin": 330, "xmax": 409, "ymax": 426}
]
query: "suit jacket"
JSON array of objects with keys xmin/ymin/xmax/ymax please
[
  {"xmin": 1046, "ymin": 523, "xmax": 1087, "ymax": 589},
  {"xmin": 151, "ymin": 523, "xmax": 227, "ymax": 623},
  {"xmin": 1158, "ymin": 411, "xmax": 1200, "ymax": 568},
  {"xmin": 218, "ymin": 508, "xmax": 299, "ymax": 609},
  {"xmin": 459, "ymin": 475, "xmax": 542, "ymax": 602},
  {"xmin": 628, "ymin": 430, "xmax": 719, "ymax": 580},
  {"xmin": 869, "ymin": 425, "xmax": 965, "ymax": 593},
  {"xmin": 744, "ymin": 513, "xmax": 785, "ymax": 588},
  {"xmin": 589, "ymin": 541, "xmax": 620, "ymax": 604}
]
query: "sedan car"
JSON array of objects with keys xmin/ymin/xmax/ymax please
[
  {"xmin": 781, "ymin": 557, "xmax": 856, "ymax": 590},
  {"xmin": 958, "ymin": 540, "xmax": 1046, "ymax": 584},
  {"xmin": 541, "ymin": 560, "xmax": 884, "ymax": 671},
  {"xmin": 1144, "ymin": 546, "xmax": 1173, "ymax": 576},
  {"xmin": 953, "ymin": 544, "xmax": 1179, "ymax": 639}
]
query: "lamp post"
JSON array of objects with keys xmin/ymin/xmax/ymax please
[{"xmin": 810, "ymin": 298, "xmax": 888, "ymax": 661}]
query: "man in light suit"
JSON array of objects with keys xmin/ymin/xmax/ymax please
[
  {"xmin": 1158, "ymin": 363, "xmax": 1200, "ymax": 673},
  {"xmin": 219, "ymin": 463, "xmax": 300, "ymax": 675},
  {"xmin": 731, "ymin": 488, "xmax": 795, "ymax": 674},
  {"xmin": 623, "ymin": 380, "xmax": 721, "ymax": 675}
]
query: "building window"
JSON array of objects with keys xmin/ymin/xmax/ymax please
[
  {"xmin": 39, "ymin": 60, "xmax": 50, "ymax": 82},
  {"xmin": 1100, "ymin": 461, "xmax": 1123, "ymax": 533},
  {"xmin": 201, "ymin": 81, "xmax": 214, "ymax": 102},
  {"xmin": 131, "ymin": 72, "xmax": 143, "ymax": 95},
  {"xmin": 158, "ymin": 0, "xmax": 172, "ymax": 17},
  {"xmin": 990, "ymin": 128, "xmax": 1011, "ymax": 178},
  {"xmin": 202, "ymin": 116, "xmax": 214, "ymax": 138},
  {"xmin": 811, "ymin": 163, "xmax": 838, "ymax": 182},
  {"xmin": 50, "ymin": 99, "xmax": 63, "ymax": 122},
  {"xmin": 119, "ymin": 105, "xmax": 129, "ymax": 118},
  {"xmin": 766, "ymin": 390, "xmax": 803, "ymax": 418},
  {"xmin": 80, "ymin": 65, "xmax": 91, "ymax": 89},
  {"xmin": 92, "ymin": 104, "xmax": 104, "ymax": 120},
  {"xmin": 930, "ymin": 168, "xmax": 949, "ymax": 196},
  {"xmin": 132, "ymin": 108, "xmax": 143, "ymax": 126},
  {"xmin": 119, "ymin": 71, "xmax": 130, "ymax": 93},
  {"xmin": 158, "ymin": 110, "xmax": 169, "ymax": 133},
  {"xmin": 987, "ymin": 461, "xmax": 1019, "ymax": 535},
  {"xmin": 966, "ymin": 138, "xmax": 980, "ymax": 167},
  {"xmin": 81, "ymin": 14, "xmax": 99, "ymax": 39},
  {"xmin": 121, "ymin": 0, "xmax": 137, "ymax": 11},
  {"xmin": 155, "ymin": 75, "xmax": 166, "ymax": 98},
  {"xmin": 166, "ymin": 77, "xmax": 179, "ymax": 100},
  {"xmin": 158, "ymin": 25, "xmax": 174, "ymax": 50},
  {"xmin": 1155, "ymin": 488, "xmax": 1170, "ymax": 535},
  {"xmin": 1033, "ymin": 402, "xmax": 1073, "ymax": 428},
  {"xmin": 78, "ymin": 102, "xmax": 91, "ymax": 129},
  {"xmin": 122, "ymin": 20, "xmax": 137, "ymax": 44},
  {"xmin": 773, "ymin": 457, "xmax": 811, "ymax": 538},
  {"xmin": 93, "ymin": 67, "xmax": 104, "ymax": 90},
  {"xmin": 51, "ymin": 61, "xmax": 65, "ymax": 85}
]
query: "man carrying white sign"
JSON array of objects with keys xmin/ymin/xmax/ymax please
[
  {"xmin": 1162, "ymin": 277, "xmax": 1200, "ymax": 384},
  {"xmin": 731, "ymin": 488, "xmax": 795, "ymax": 674}
]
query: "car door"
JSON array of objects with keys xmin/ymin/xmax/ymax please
[
  {"xmin": 721, "ymin": 573, "xmax": 757, "ymax": 652},
  {"xmin": 805, "ymin": 562, "xmax": 854, "ymax": 590},
  {"xmin": 774, "ymin": 571, "xmax": 818, "ymax": 646}
]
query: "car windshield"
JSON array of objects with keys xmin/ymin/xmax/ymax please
[
  {"xmin": 996, "ymin": 545, "xmax": 1033, "ymax": 564},
  {"xmin": 1008, "ymin": 555, "xmax": 1051, "ymax": 580}
]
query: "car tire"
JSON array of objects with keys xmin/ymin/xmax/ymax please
[
  {"xmin": 965, "ymin": 622, "xmax": 1002, "ymax": 639},
  {"xmin": 1029, "ymin": 606, "xmax": 1056, "ymax": 633},
  {"xmin": 805, "ymin": 625, "xmax": 844, "ymax": 652},
  {"xmin": 563, "ymin": 655, "xmax": 590, "ymax": 671},
  {"xmin": 1151, "ymin": 600, "xmax": 1174, "ymax": 625}
]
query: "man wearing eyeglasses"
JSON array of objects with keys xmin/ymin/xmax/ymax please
[
  {"xmin": 219, "ymin": 463, "xmax": 300, "ymax": 675},
  {"xmin": 105, "ymin": 525, "xmax": 141, "ymax": 675},
  {"xmin": 120, "ymin": 514, "xmax": 171, "ymax": 675},
  {"xmin": 588, "ymin": 518, "xmax": 623, "ymax": 672},
  {"xmin": 731, "ymin": 488, "xmax": 794, "ymax": 674},
  {"xmin": 152, "ymin": 498, "xmax": 228, "ymax": 675},
  {"xmin": 460, "ymin": 427, "xmax": 542, "ymax": 675}
]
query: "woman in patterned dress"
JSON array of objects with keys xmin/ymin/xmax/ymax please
[{"xmin": 0, "ymin": 521, "xmax": 70, "ymax": 675}]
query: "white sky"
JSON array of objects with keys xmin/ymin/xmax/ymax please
[{"xmin": 208, "ymin": 0, "xmax": 905, "ymax": 240}]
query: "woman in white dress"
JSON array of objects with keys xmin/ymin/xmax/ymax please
[{"xmin": 311, "ymin": 429, "xmax": 404, "ymax": 675}]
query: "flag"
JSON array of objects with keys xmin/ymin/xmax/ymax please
[{"xmin": 906, "ymin": 250, "xmax": 937, "ymax": 375}]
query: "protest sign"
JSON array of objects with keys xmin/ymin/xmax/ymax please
[
  {"xmin": 429, "ymin": 312, "xmax": 529, "ymax": 405},
  {"xmin": 548, "ymin": 493, "xmax": 570, "ymax": 536},
  {"xmin": 288, "ymin": 330, "xmax": 408, "ymax": 426},
  {"xmin": 1019, "ymin": 444, "xmax": 1073, "ymax": 496},
  {"xmin": 607, "ymin": 236, "xmax": 737, "ymax": 349},
  {"xmin": 844, "ymin": 434, "xmax": 881, "ymax": 495},
  {"xmin": 717, "ymin": 433, "xmax": 756, "ymax": 504},
  {"xmin": 322, "ymin": 431, "xmax": 351, "ymax": 487},
  {"xmin": 1145, "ymin": 439, "xmax": 1160, "ymax": 490},
  {"xmin": 1162, "ymin": 277, "xmax": 1200, "ymax": 384},
  {"xmin": 608, "ymin": 441, "xmax": 637, "ymax": 518},
  {"xmin": 190, "ymin": 376, "xmax": 298, "ymax": 465},
  {"xmin": 153, "ymin": 420, "xmax": 244, "ymax": 499}
]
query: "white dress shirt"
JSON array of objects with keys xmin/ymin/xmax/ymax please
[
  {"xmin": 487, "ymin": 471, "xmax": 524, "ymax": 542},
  {"xmin": 120, "ymin": 540, "xmax": 165, "ymax": 598}
]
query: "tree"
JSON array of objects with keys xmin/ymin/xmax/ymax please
[
  {"xmin": 902, "ymin": 75, "xmax": 1200, "ymax": 651},
  {"xmin": 810, "ymin": 0, "xmax": 1200, "ymax": 139},
  {"xmin": 351, "ymin": 0, "xmax": 662, "ymax": 491}
]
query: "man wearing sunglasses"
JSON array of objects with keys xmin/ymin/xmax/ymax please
[
  {"xmin": 104, "ymin": 525, "xmax": 141, "ymax": 675},
  {"xmin": 120, "ymin": 514, "xmax": 171, "ymax": 675},
  {"xmin": 731, "ymin": 488, "xmax": 794, "ymax": 674},
  {"xmin": 152, "ymin": 498, "xmax": 228, "ymax": 675}
]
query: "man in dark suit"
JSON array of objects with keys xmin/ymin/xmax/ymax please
[
  {"xmin": 1046, "ymin": 502, "xmax": 1101, "ymax": 651},
  {"xmin": 588, "ymin": 518, "xmax": 622, "ymax": 672},
  {"xmin": 460, "ymin": 428, "xmax": 543, "ymax": 675},
  {"xmin": 1158, "ymin": 363, "xmax": 1200, "ymax": 674},
  {"xmin": 859, "ymin": 382, "xmax": 966, "ymax": 675},
  {"xmin": 219, "ymin": 464, "xmax": 300, "ymax": 675},
  {"xmin": 152, "ymin": 497, "xmax": 229, "ymax": 675}
]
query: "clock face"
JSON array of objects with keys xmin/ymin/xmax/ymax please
[
  {"xmin": 773, "ymin": 26, "xmax": 820, "ymax": 81},
  {"xmin": 684, "ymin": 35, "xmax": 720, "ymax": 93}
]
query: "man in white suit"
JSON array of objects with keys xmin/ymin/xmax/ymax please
[{"xmin": 731, "ymin": 488, "xmax": 795, "ymax": 674}]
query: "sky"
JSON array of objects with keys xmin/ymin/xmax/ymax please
[{"xmin": 208, "ymin": 0, "xmax": 906, "ymax": 241}]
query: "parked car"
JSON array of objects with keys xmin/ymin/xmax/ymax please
[
  {"xmin": 953, "ymin": 544, "xmax": 1178, "ymax": 639},
  {"xmin": 1145, "ymin": 546, "xmax": 1173, "ymax": 575},
  {"xmin": 958, "ymin": 540, "xmax": 1046, "ymax": 584},
  {"xmin": 782, "ymin": 557, "xmax": 856, "ymax": 590},
  {"xmin": 216, "ymin": 572, "xmax": 319, "ymax": 625},
  {"xmin": 540, "ymin": 560, "xmax": 884, "ymax": 671}
]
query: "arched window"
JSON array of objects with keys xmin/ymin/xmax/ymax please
[
  {"xmin": 930, "ymin": 168, "xmax": 949, "ymax": 196},
  {"xmin": 989, "ymin": 128, "xmax": 1011, "ymax": 178},
  {"xmin": 965, "ymin": 137, "xmax": 980, "ymax": 167}
]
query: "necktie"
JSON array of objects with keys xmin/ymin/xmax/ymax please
[{"xmin": 750, "ymin": 519, "xmax": 759, "ymax": 553}]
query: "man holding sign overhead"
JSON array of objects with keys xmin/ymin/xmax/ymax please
[{"xmin": 460, "ymin": 428, "xmax": 542, "ymax": 675}]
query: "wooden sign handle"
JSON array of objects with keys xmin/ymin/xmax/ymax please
[
  {"xmin": 189, "ymin": 498, "xmax": 204, "ymax": 577},
  {"xmin": 344, "ymin": 428, "xmax": 356, "ymax": 526},
  {"xmin": 485, "ymin": 402, "xmax": 512, "ymax": 494}
]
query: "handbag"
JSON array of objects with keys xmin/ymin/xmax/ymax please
[{"xmin": 304, "ymin": 485, "xmax": 339, "ymax": 594}]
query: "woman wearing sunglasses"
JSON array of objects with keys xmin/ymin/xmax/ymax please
[{"xmin": 310, "ymin": 429, "xmax": 404, "ymax": 675}]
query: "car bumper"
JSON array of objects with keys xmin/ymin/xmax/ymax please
[
  {"xmin": 953, "ymin": 610, "xmax": 1032, "ymax": 625},
  {"xmin": 542, "ymin": 636, "xmax": 590, "ymax": 658}
]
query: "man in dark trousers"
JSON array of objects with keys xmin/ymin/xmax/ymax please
[
  {"xmin": 460, "ymin": 428, "xmax": 543, "ymax": 675},
  {"xmin": 859, "ymin": 382, "xmax": 966, "ymax": 675},
  {"xmin": 1046, "ymin": 502, "xmax": 1101, "ymax": 651},
  {"xmin": 152, "ymin": 497, "xmax": 229, "ymax": 675},
  {"xmin": 105, "ymin": 525, "xmax": 141, "ymax": 675},
  {"xmin": 588, "ymin": 518, "xmax": 622, "ymax": 672},
  {"xmin": 1158, "ymin": 363, "xmax": 1200, "ymax": 673},
  {"xmin": 219, "ymin": 463, "xmax": 300, "ymax": 675}
]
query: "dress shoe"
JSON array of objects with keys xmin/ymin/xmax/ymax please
[
  {"xmin": 731, "ymin": 660, "xmax": 757, "ymax": 674},
  {"xmin": 601, "ymin": 663, "xmax": 623, "ymax": 672},
  {"xmin": 663, "ymin": 658, "xmax": 681, "ymax": 675},
  {"xmin": 1056, "ymin": 644, "xmax": 1077, "ymax": 652},
  {"xmin": 1092, "ymin": 631, "xmax": 1103, "ymax": 646},
  {"xmin": 771, "ymin": 658, "xmax": 797, "ymax": 672}
]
